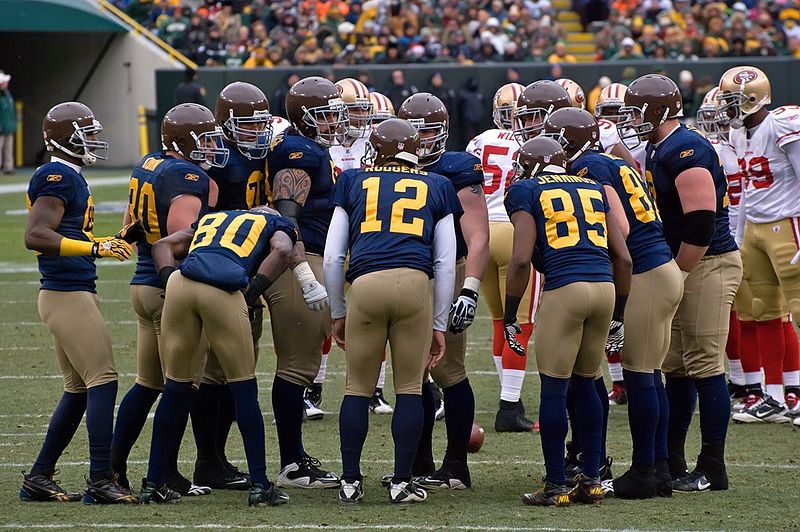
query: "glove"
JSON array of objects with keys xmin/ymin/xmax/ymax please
[
  {"xmin": 504, "ymin": 318, "xmax": 525, "ymax": 356},
  {"xmin": 115, "ymin": 220, "xmax": 146, "ymax": 244},
  {"xmin": 248, "ymin": 301, "xmax": 264, "ymax": 324},
  {"xmin": 449, "ymin": 288, "xmax": 478, "ymax": 334},
  {"xmin": 301, "ymin": 280, "xmax": 329, "ymax": 311},
  {"xmin": 92, "ymin": 238, "xmax": 132, "ymax": 261},
  {"xmin": 606, "ymin": 320, "xmax": 625, "ymax": 352}
]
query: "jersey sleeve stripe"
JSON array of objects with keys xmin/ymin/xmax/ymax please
[{"xmin": 776, "ymin": 129, "xmax": 800, "ymax": 143}]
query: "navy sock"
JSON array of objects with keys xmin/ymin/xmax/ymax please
[
  {"xmin": 86, "ymin": 381, "xmax": 118, "ymax": 481},
  {"xmin": 695, "ymin": 373, "xmax": 730, "ymax": 445},
  {"xmin": 623, "ymin": 369, "xmax": 658, "ymax": 466},
  {"xmin": 111, "ymin": 383, "xmax": 160, "ymax": 475},
  {"xmin": 393, "ymin": 394, "xmax": 423, "ymax": 481},
  {"xmin": 594, "ymin": 377, "xmax": 609, "ymax": 460},
  {"xmin": 228, "ymin": 379, "xmax": 269, "ymax": 488},
  {"xmin": 569, "ymin": 375, "xmax": 602, "ymax": 478},
  {"xmin": 412, "ymin": 381, "xmax": 435, "ymax": 476},
  {"xmin": 339, "ymin": 395, "xmax": 370, "ymax": 481},
  {"xmin": 566, "ymin": 383, "xmax": 579, "ymax": 453},
  {"xmin": 147, "ymin": 379, "xmax": 193, "ymax": 486},
  {"xmin": 216, "ymin": 384, "xmax": 236, "ymax": 462},
  {"xmin": 442, "ymin": 378, "xmax": 475, "ymax": 467},
  {"xmin": 31, "ymin": 391, "xmax": 87, "ymax": 476},
  {"xmin": 665, "ymin": 375, "xmax": 696, "ymax": 477},
  {"xmin": 191, "ymin": 383, "xmax": 222, "ymax": 462},
  {"xmin": 271, "ymin": 376, "xmax": 305, "ymax": 467},
  {"xmin": 654, "ymin": 370, "xmax": 669, "ymax": 461},
  {"xmin": 166, "ymin": 388, "xmax": 195, "ymax": 479},
  {"xmin": 539, "ymin": 374, "xmax": 569, "ymax": 485}
]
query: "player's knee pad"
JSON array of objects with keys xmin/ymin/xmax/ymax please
[{"xmin": 751, "ymin": 297, "xmax": 765, "ymax": 319}]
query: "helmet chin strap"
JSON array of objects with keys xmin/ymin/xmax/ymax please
[{"xmin": 48, "ymin": 139, "xmax": 95, "ymax": 166}]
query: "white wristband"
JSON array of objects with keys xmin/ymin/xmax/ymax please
[
  {"xmin": 293, "ymin": 261, "xmax": 316, "ymax": 286},
  {"xmin": 463, "ymin": 276, "xmax": 481, "ymax": 294}
]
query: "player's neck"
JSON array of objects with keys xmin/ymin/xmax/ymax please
[
  {"xmin": 743, "ymin": 107, "xmax": 768, "ymax": 129},
  {"xmin": 650, "ymin": 119, "xmax": 680, "ymax": 145},
  {"xmin": 165, "ymin": 150, "xmax": 188, "ymax": 162},
  {"xmin": 50, "ymin": 154, "xmax": 83, "ymax": 170}
]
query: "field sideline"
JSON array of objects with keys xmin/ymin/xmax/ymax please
[{"xmin": 0, "ymin": 169, "xmax": 796, "ymax": 531}]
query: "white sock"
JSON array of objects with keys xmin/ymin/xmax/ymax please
[
  {"xmin": 728, "ymin": 359, "xmax": 746, "ymax": 385},
  {"xmin": 784, "ymin": 370, "xmax": 800, "ymax": 387},
  {"xmin": 314, "ymin": 353, "xmax": 327, "ymax": 384},
  {"xmin": 608, "ymin": 362, "xmax": 623, "ymax": 382},
  {"xmin": 744, "ymin": 371, "xmax": 762, "ymax": 386},
  {"xmin": 500, "ymin": 369, "xmax": 525, "ymax": 403},
  {"xmin": 493, "ymin": 355, "xmax": 503, "ymax": 382},
  {"xmin": 377, "ymin": 361, "xmax": 386, "ymax": 389},
  {"xmin": 765, "ymin": 384, "xmax": 784, "ymax": 403}
]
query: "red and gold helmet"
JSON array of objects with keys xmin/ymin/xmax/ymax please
[
  {"xmin": 697, "ymin": 87, "xmax": 723, "ymax": 140},
  {"xmin": 369, "ymin": 92, "xmax": 395, "ymax": 125},
  {"xmin": 492, "ymin": 83, "xmax": 525, "ymax": 130},
  {"xmin": 335, "ymin": 78, "xmax": 374, "ymax": 138},
  {"xmin": 717, "ymin": 66, "xmax": 771, "ymax": 129},
  {"xmin": 556, "ymin": 78, "xmax": 586, "ymax": 110},
  {"xmin": 595, "ymin": 83, "xmax": 628, "ymax": 124}
]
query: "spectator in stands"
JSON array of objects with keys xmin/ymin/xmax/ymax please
[
  {"xmin": 272, "ymin": 72, "xmax": 299, "ymax": 119},
  {"xmin": 457, "ymin": 77, "xmax": 486, "ymax": 147},
  {"xmin": 173, "ymin": 68, "xmax": 207, "ymax": 106},
  {"xmin": 610, "ymin": 36, "xmax": 643, "ymax": 59},
  {"xmin": 426, "ymin": 72, "xmax": 456, "ymax": 118},
  {"xmin": 548, "ymin": 41, "xmax": 576, "ymax": 63},
  {"xmin": 384, "ymin": 69, "xmax": 417, "ymax": 112},
  {"xmin": 581, "ymin": 0, "xmax": 610, "ymax": 30},
  {"xmin": 198, "ymin": 25, "xmax": 227, "ymax": 65},
  {"xmin": 358, "ymin": 71, "xmax": 377, "ymax": 92},
  {"xmin": 678, "ymin": 70, "xmax": 696, "ymax": 118},
  {"xmin": 0, "ymin": 72, "xmax": 15, "ymax": 175},
  {"xmin": 587, "ymin": 75, "xmax": 611, "ymax": 115},
  {"xmin": 476, "ymin": 41, "xmax": 503, "ymax": 62}
]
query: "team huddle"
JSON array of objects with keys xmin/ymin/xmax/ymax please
[{"xmin": 19, "ymin": 64, "xmax": 800, "ymax": 508}]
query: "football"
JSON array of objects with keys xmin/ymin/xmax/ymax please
[{"xmin": 467, "ymin": 423, "xmax": 485, "ymax": 453}]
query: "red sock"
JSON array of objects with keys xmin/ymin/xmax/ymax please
[
  {"xmin": 501, "ymin": 323, "xmax": 533, "ymax": 370},
  {"xmin": 783, "ymin": 321, "xmax": 800, "ymax": 372},
  {"xmin": 757, "ymin": 318, "xmax": 785, "ymax": 385},
  {"xmin": 739, "ymin": 319, "xmax": 761, "ymax": 374},
  {"xmin": 492, "ymin": 319, "xmax": 505, "ymax": 356},
  {"xmin": 726, "ymin": 310, "xmax": 740, "ymax": 361},
  {"xmin": 606, "ymin": 350, "xmax": 621, "ymax": 365},
  {"xmin": 322, "ymin": 335, "xmax": 332, "ymax": 355}
]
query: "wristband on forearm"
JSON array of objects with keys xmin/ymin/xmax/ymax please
[
  {"xmin": 158, "ymin": 266, "xmax": 177, "ymax": 288},
  {"xmin": 462, "ymin": 276, "xmax": 481, "ymax": 299},
  {"xmin": 613, "ymin": 295, "xmax": 628, "ymax": 322},
  {"xmin": 244, "ymin": 273, "xmax": 274, "ymax": 307},
  {"xmin": 59, "ymin": 237, "xmax": 95, "ymax": 257},
  {"xmin": 504, "ymin": 294, "xmax": 522, "ymax": 323},
  {"xmin": 292, "ymin": 260, "xmax": 316, "ymax": 285}
]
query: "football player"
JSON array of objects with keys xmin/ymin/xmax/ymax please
[
  {"xmin": 399, "ymin": 93, "xmax": 489, "ymax": 490},
  {"xmin": 111, "ymin": 103, "xmax": 223, "ymax": 497},
  {"xmin": 719, "ymin": 67, "xmax": 800, "ymax": 424},
  {"xmin": 369, "ymin": 92, "xmax": 395, "ymax": 126},
  {"xmin": 512, "ymin": 80, "xmax": 572, "ymax": 143},
  {"xmin": 466, "ymin": 82, "xmax": 540, "ymax": 432},
  {"xmin": 142, "ymin": 207, "xmax": 297, "ymax": 506},
  {"xmin": 595, "ymin": 82, "xmax": 647, "ymax": 175},
  {"xmin": 22, "ymin": 102, "xmax": 136, "ymax": 504},
  {"xmin": 264, "ymin": 76, "xmax": 340, "ymax": 489},
  {"xmin": 622, "ymin": 74, "xmax": 742, "ymax": 491},
  {"xmin": 554, "ymin": 108, "xmax": 683, "ymax": 499},
  {"xmin": 325, "ymin": 119, "xmax": 460, "ymax": 504},
  {"xmin": 504, "ymin": 137, "xmax": 631, "ymax": 506}
]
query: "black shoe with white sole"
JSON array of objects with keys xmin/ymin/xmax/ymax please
[
  {"xmin": 338, "ymin": 479, "xmax": 364, "ymax": 505},
  {"xmin": 248, "ymin": 483, "xmax": 289, "ymax": 507},
  {"xmin": 369, "ymin": 388, "xmax": 393, "ymax": 414},
  {"xmin": 277, "ymin": 455, "xmax": 340, "ymax": 489},
  {"xmin": 416, "ymin": 464, "xmax": 471, "ymax": 490},
  {"xmin": 19, "ymin": 470, "xmax": 81, "ymax": 502},
  {"xmin": 194, "ymin": 459, "xmax": 251, "ymax": 490},
  {"xmin": 732, "ymin": 395, "xmax": 790, "ymax": 423},
  {"xmin": 139, "ymin": 479, "xmax": 181, "ymax": 504},
  {"xmin": 672, "ymin": 471, "xmax": 711, "ymax": 493},
  {"xmin": 388, "ymin": 479, "xmax": 427, "ymax": 503}
]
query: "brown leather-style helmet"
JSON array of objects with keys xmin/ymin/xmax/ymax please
[
  {"xmin": 361, "ymin": 118, "xmax": 420, "ymax": 168},
  {"xmin": 621, "ymin": 74, "xmax": 683, "ymax": 140},
  {"xmin": 397, "ymin": 92, "xmax": 449, "ymax": 166},
  {"xmin": 513, "ymin": 137, "xmax": 567, "ymax": 181},
  {"xmin": 215, "ymin": 81, "xmax": 272, "ymax": 159},
  {"xmin": 513, "ymin": 80, "xmax": 572, "ymax": 142},
  {"xmin": 542, "ymin": 107, "xmax": 599, "ymax": 162},
  {"xmin": 285, "ymin": 76, "xmax": 348, "ymax": 147},
  {"xmin": 162, "ymin": 103, "xmax": 229, "ymax": 168},
  {"xmin": 43, "ymin": 101, "xmax": 108, "ymax": 166}
]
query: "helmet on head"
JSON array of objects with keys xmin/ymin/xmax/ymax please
[
  {"xmin": 492, "ymin": 82, "xmax": 525, "ymax": 129},
  {"xmin": 43, "ymin": 102, "xmax": 108, "ymax": 166},
  {"xmin": 335, "ymin": 78, "xmax": 374, "ymax": 138},
  {"xmin": 512, "ymin": 80, "xmax": 572, "ymax": 143},
  {"xmin": 620, "ymin": 74, "xmax": 683, "ymax": 140},
  {"xmin": 697, "ymin": 87, "xmax": 723, "ymax": 140},
  {"xmin": 556, "ymin": 78, "xmax": 586, "ymax": 110},
  {"xmin": 215, "ymin": 81, "xmax": 272, "ymax": 159},
  {"xmin": 595, "ymin": 83, "xmax": 628, "ymax": 124},
  {"xmin": 369, "ymin": 92, "xmax": 395, "ymax": 125},
  {"xmin": 542, "ymin": 107, "xmax": 599, "ymax": 162},
  {"xmin": 512, "ymin": 137, "xmax": 567, "ymax": 181},
  {"xmin": 717, "ymin": 66, "xmax": 771, "ymax": 129},
  {"xmin": 285, "ymin": 76, "xmax": 348, "ymax": 147},
  {"xmin": 162, "ymin": 103, "xmax": 229, "ymax": 168},
  {"xmin": 397, "ymin": 92, "xmax": 449, "ymax": 166},
  {"xmin": 361, "ymin": 118, "xmax": 420, "ymax": 168}
]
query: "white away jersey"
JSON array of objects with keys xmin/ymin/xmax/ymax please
[
  {"xmin": 466, "ymin": 128, "xmax": 519, "ymax": 222},
  {"xmin": 711, "ymin": 138, "xmax": 742, "ymax": 236},
  {"xmin": 271, "ymin": 116, "xmax": 290, "ymax": 138},
  {"xmin": 329, "ymin": 137, "xmax": 369, "ymax": 173},
  {"xmin": 598, "ymin": 118, "xmax": 621, "ymax": 153},
  {"xmin": 730, "ymin": 106, "xmax": 800, "ymax": 223}
]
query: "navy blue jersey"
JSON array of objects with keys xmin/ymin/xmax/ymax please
[
  {"xmin": 179, "ymin": 210, "xmax": 297, "ymax": 291},
  {"xmin": 27, "ymin": 161, "xmax": 97, "ymax": 292},
  {"xmin": 128, "ymin": 153, "xmax": 210, "ymax": 288},
  {"xmin": 505, "ymin": 173, "xmax": 613, "ymax": 291},
  {"xmin": 646, "ymin": 125, "xmax": 737, "ymax": 256},
  {"xmin": 425, "ymin": 151, "xmax": 484, "ymax": 259},
  {"xmin": 332, "ymin": 164, "xmax": 463, "ymax": 284},
  {"xmin": 266, "ymin": 132, "xmax": 336, "ymax": 256},
  {"xmin": 208, "ymin": 139, "xmax": 267, "ymax": 211},
  {"xmin": 572, "ymin": 150, "xmax": 673, "ymax": 274}
]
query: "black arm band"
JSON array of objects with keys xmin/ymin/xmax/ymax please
[
  {"xmin": 244, "ymin": 273, "xmax": 274, "ymax": 307},
  {"xmin": 613, "ymin": 295, "xmax": 628, "ymax": 322},
  {"xmin": 504, "ymin": 294, "xmax": 522, "ymax": 324},
  {"xmin": 158, "ymin": 266, "xmax": 177, "ymax": 289},
  {"xmin": 274, "ymin": 199, "xmax": 303, "ymax": 232},
  {"xmin": 682, "ymin": 210, "xmax": 716, "ymax": 247}
]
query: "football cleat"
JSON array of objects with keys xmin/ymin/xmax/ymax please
[
  {"xmin": 432, "ymin": 383, "xmax": 445, "ymax": 421},
  {"xmin": 416, "ymin": 465, "xmax": 471, "ymax": 490},
  {"xmin": 277, "ymin": 455, "xmax": 340, "ymax": 489},
  {"xmin": 728, "ymin": 381, "xmax": 748, "ymax": 400},
  {"xmin": 20, "ymin": 470, "xmax": 81, "ymax": 502},
  {"xmin": 522, "ymin": 482, "xmax": 570, "ymax": 507},
  {"xmin": 600, "ymin": 456, "xmax": 614, "ymax": 482},
  {"xmin": 568, "ymin": 474, "xmax": 604, "ymax": 504},
  {"xmin": 303, "ymin": 397, "xmax": 324, "ymax": 421},
  {"xmin": 166, "ymin": 470, "xmax": 211, "ymax": 497},
  {"xmin": 369, "ymin": 388, "xmax": 394, "ymax": 415},
  {"xmin": 672, "ymin": 471, "xmax": 711, "ymax": 493},
  {"xmin": 655, "ymin": 460, "xmax": 673, "ymax": 498},
  {"xmin": 193, "ymin": 459, "xmax": 251, "ymax": 490},
  {"xmin": 248, "ymin": 483, "xmax": 289, "ymax": 507},
  {"xmin": 305, "ymin": 383, "xmax": 323, "ymax": 407},
  {"xmin": 607, "ymin": 383, "xmax": 627, "ymax": 405},
  {"xmin": 139, "ymin": 479, "xmax": 181, "ymax": 504},
  {"xmin": 733, "ymin": 392, "xmax": 761, "ymax": 413},
  {"xmin": 83, "ymin": 475, "xmax": 139, "ymax": 504},
  {"xmin": 785, "ymin": 392, "xmax": 799, "ymax": 417},
  {"xmin": 695, "ymin": 452, "xmax": 728, "ymax": 491},
  {"xmin": 338, "ymin": 479, "xmax": 364, "ymax": 505},
  {"xmin": 612, "ymin": 466, "xmax": 657, "ymax": 500},
  {"xmin": 732, "ymin": 395, "xmax": 790, "ymax": 423},
  {"xmin": 495, "ymin": 400, "xmax": 535, "ymax": 432},
  {"xmin": 388, "ymin": 479, "xmax": 427, "ymax": 504}
]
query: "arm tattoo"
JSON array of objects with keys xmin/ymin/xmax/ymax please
[
  {"xmin": 273, "ymin": 168, "xmax": 312, "ymax": 206},
  {"xmin": 468, "ymin": 183, "xmax": 483, "ymax": 195}
]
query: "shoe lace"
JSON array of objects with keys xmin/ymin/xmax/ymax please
[{"xmin": 301, "ymin": 454, "xmax": 326, "ymax": 476}]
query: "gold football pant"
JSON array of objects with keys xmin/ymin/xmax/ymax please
[
  {"xmin": 203, "ymin": 306, "xmax": 262, "ymax": 386},
  {"xmin": 741, "ymin": 218, "xmax": 798, "ymax": 321},
  {"xmin": 429, "ymin": 259, "xmax": 467, "ymax": 389},
  {"xmin": 38, "ymin": 290, "xmax": 117, "ymax": 392}
]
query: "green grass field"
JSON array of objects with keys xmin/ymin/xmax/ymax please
[{"xmin": 0, "ymin": 169, "xmax": 797, "ymax": 531}]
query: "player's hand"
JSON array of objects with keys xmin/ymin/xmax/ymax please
[
  {"xmin": 301, "ymin": 280, "xmax": 329, "ymax": 311},
  {"xmin": 606, "ymin": 320, "xmax": 625, "ymax": 352},
  {"xmin": 427, "ymin": 330, "xmax": 446, "ymax": 370},
  {"xmin": 115, "ymin": 220, "xmax": 146, "ymax": 244},
  {"xmin": 247, "ymin": 300, "xmax": 264, "ymax": 324},
  {"xmin": 504, "ymin": 318, "xmax": 525, "ymax": 356},
  {"xmin": 449, "ymin": 288, "xmax": 478, "ymax": 334},
  {"xmin": 332, "ymin": 317, "xmax": 346, "ymax": 349},
  {"xmin": 92, "ymin": 238, "xmax": 132, "ymax": 261}
]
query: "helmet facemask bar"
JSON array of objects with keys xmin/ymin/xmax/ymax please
[
  {"xmin": 595, "ymin": 102, "xmax": 630, "ymax": 126},
  {"xmin": 541, "ymin": 127, "xmax": 594, "ymax": 163},
  {"xmin": 407, "ymin": 118, "xmax": 447, "ymax": 166},
  {"xmin": 696, "ymin": 104, "xmax": 721, "ymax": 140},
  {"xmin": 187, "ymin": 126, "xmax": 229, "ymax": 168},
  {"xmin": 618, "ymin": 103, "xmax": 656, "ymax": 142},
  {"xmin": 301, "ymin": 98, "xmax": 348, "ymax": 147},
  {"xmin": 225, "ymin": 109, "xmax": 273, "ymax": 159},
  {"xmin": 361, "ymin": 140, "xmax": 378, "ymax": 167},
  {"xmin": 493, "ymin": 104, "xmax": 515, "ymax": 130},
  {"xmin": 715, "ymin": 90, "xmax": 748, "ymax": 129},
  {"xmin": 49, "ymin": 119, "xmax": 109, "ymax": 166},
  {"xmin": 512, "ymin": 106, "xmax": 550, "ymax": 144},
  {"xmin": 345, "ymin": 101, "xmax": 374, "ymax": 138}
]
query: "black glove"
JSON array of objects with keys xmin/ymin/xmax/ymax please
[
  {"xmin": 504, "ymin": 318, "xmax": 525, "ymax": 356},
  {"xmin": 158, "ymin": 266, "xmax": 177, "ymax": 289},
  {"xmin": 116, "ymin": 220, "xmax": 146, "ymax": 244},
  {"xmin": 449, "ymin": 288, "xmax": 478, "ymax": 334}
]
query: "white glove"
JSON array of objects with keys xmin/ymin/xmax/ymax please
[
  {"xmin": 791, "ymin": 249, "xmax": 800, "ymax": 265},
  {"xmin": 294, "ymin": 260, "xmax": 330, "ymax": 311},
  {"xmin": 605, "ymin": 320, "xmax": 624, "ymax": 352}
]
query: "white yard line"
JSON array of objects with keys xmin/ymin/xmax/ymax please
[{"xmin": 0, "ymin": 524, "xmax": 713, "ymax": 532}]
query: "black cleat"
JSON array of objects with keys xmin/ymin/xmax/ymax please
[
  {"xmin": 431, "ymin": 382, "xmax": 445, "ymax": 421},
  {"xmin": 728, "ymin": 381, "xmax": 748, "ymax": 400},
  {"xmin": 369, "ymin": 388, "xmax": 394, "ymax": 414},
  {"xmin": 696, "ymin": 452, "xmax": 729, "ymax": 491},
  {"xmin": 495, "ymin": 400, "xmax": 534, "ymax": 432},
  {"xmin": 194, "ymin": 459, "xmax": 251, "ymax": 490},
  {"xmin": 416, "ymin": 463, "xmax": 471, "ymax": 490},
  {"xmin": 655, "ymin": 459, "xmax": 672, "ymax": 498},
  {"xmin": 248, "ymin": 483, "xmax": 289, "ymax": 507},
  {"xmin": 338, "ymin": 479, "xmax": 364, "ymax": 505},
  {"xmin": 83, "ymin": 475, "xmax": 139, "ymax": 504},
  {"xmin": 303, "ymin": 384, "xmax": 324, "ymax": 421},
  {"xmin": 139, "ymin": 479, "xmax": 181, "ymax": 504},
  {"xmin": 672, "ymin": 471, "xmax": 711, "ymax": 493},
  {"xmin": 277, "ymin": 455, "xmax": 340, "ymax": 489},
  {"xmin": 568, "ymin": 474, "xmax": 604, "ymax": 504},
  {"xmin": 612, "ymin": 465, "xmax": 657, "ymax": 500},
  {"xmin": 305, "ymin": 383, "xmax": 323, "ymax": 408},
  {"xmin": 166, "ymin": 471, "xmax": 211, "ymax": 496},
  {"xmin": 20, "ymin": 470, "xmax": 81, "ymax": 502},
  {"xmin": 522, "ymin": 481, "xmax": 570, "ymax": 507}
]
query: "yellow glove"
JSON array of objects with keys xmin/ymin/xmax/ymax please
[{"xmin": 92, "ymin": 238, "xmax": 133, "ymax": 261}]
